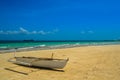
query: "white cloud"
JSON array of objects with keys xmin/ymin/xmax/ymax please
[
  {"xmin": 80, "ymin": 30, "xmax": 94, "ymax": 34},
  {"xmin": 0, "ymin": 31, "xmax": 4, "ymax": 34},
  {"xmin": 53, "ymin": 28, "xmax": 59, "ymax": 32},
  {"xmin": 19, "ymin": 27, "xmax": 29, "ymax": 34},
  {"xmin": 7, "ymin": 31, "xmax": 19, "ymax": 34},
  {"xmin": 88, "ymin": 30, "xmax": 94, "ymax": 34},
  {"xmin": 0, "ymin": 27, "xmax": 59, "ymax": 35},
  {"xmin": 32, "ymin": 31, "xmax": 37, "ymax": 34},
  {"xmin": 80, "ymin": 31, "xmax": 86, "ymax": 34},
  {"xmin": 38, "ymin": 31, "xmax": 46, "ymax": 35},
  {"xmin": 0, "ymin": 31, "xmax": 3, "ymax": 32}
]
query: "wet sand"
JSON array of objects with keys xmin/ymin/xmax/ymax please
[{"xmin": 0, "ymin": 45, "xmax": 120, "ymax": 80}]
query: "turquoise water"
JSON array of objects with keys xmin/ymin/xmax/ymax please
[{"xmin": 0, "ymin": 41, "xmax": 120, "ymax": 50}]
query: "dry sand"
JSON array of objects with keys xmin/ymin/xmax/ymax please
[{"xmin": 0, "ymin": 45, "xmax": 120, "ymax": 80}]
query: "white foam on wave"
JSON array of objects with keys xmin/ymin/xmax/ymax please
[
  {"xmin": 34, "ymin": 44, "xmax": 46, "ymax": 48},
  {"xmin": 0, "ymin": 46, "xmax": 8, "ymax": 48},
  {"xmin": 49, "ymin": 44, "xmax": 71, "ymax": 48},
  {"xmin": 18, "ymin": 47, "xmax": 34, "ymax": 50},
  {"xmin": 0, "ymin": 46, "xmax": 9, "ymax": 50}
]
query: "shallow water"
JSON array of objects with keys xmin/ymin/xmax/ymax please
[{"xmin": 0, "ymin": 41, "xmax": 120, "ymax": 51}]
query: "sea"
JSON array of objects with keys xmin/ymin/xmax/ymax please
[{"xmin": 0, "ymin": 40, "xmax": 120, "ymax": 53}]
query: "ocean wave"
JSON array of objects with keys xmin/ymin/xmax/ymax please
[
  {"xmin": 49, "ymin": 44, "xmax": 70, "ymax": 48},
  {"xmin": 0, "ymin": 46, "xmax": 8, "ymax": 48},
  {"xmin": 34, "ymin": 44, "xmax": 46, "ymax": 48},
  {"xmin": 18, "ymin": 47, "xmax": 34, "ymax": 50},
  {"xmin": 0, "ymin": 46, "xmax": 9, "ymax": 50},
  {"xmin": 1, "ymin": 42, "xmax": 120, "ymax": 52}
]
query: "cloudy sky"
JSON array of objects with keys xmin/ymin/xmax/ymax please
[{"xmin": 0, "ymin": 0, "xmax": 120, "ymax": 40}]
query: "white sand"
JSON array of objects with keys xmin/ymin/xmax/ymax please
[{"xmin": 0, "ymin": 45, "xmax": 120, "ymax": 80}]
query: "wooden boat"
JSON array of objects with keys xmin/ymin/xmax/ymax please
[
  {"xmin": 8, "ymin": 56, "xmax": 69, "ymax": 69},
  {"xmin": 8, "ymin": 50, "xmax": 69, "ymax": 69}
]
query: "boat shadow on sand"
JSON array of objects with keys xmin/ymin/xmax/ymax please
[
  {"xmin": 5, "ymin": 51, "xmax": 68, "ymax": 75},
  {"xmin": 5, "ymin": 64, "xmax": 65, "ymax": 75}
]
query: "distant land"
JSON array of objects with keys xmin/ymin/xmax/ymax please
[{"xmin": 0, "ymin": 39, "xmax": 120, "ymax": 43}]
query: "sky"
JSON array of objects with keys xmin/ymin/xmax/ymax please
[{"xmin": 0, "ymin": 0, "xmax": 120, "ymax": 40}]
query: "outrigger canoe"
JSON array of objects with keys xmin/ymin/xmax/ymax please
[
  {"xmin": 8, "ymin": 56, "xmax": 69, "ymax": 69},
  {"xmin": 8, "ymin": 50, "xmax": 69, "ymax": 69}
]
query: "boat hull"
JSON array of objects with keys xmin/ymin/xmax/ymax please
[{"xmin": 12, "ymin": 57, "xmax": 68, "ymax": 69}]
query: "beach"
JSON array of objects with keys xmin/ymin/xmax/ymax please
[{"xmin": 0, "ymin": 45, "xmax": 120, "ymax": 80}]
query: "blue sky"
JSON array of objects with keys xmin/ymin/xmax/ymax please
[{"xmin": 0, "ymin": 0, "xmax": 120, "ymax": 40}]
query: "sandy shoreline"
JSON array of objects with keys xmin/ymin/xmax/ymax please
[
  {"xmin": 0, "ymin": 45, "xmax": 120, "ymax": 80},
  {"xmin": 1, "ymin": 44, "xmax": 120, "ymax": 54}
]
